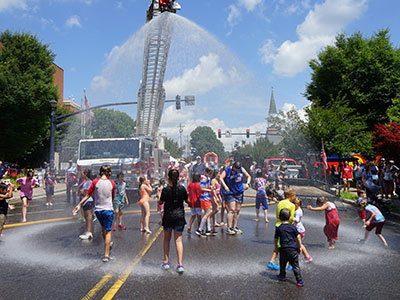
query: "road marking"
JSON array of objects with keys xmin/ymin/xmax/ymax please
[
  {"xmin": 101, "ymin": 227, "xmax": 163, "ymax": 300},
  {"xmin": 82, "ymin": 274, "xmax": 113, "ymax": 300},
  {"xmin": 7, "ymin": 208, "xmax": 66, "ymax": 217}
]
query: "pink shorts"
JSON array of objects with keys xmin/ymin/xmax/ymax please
[{"xmin": 300, "ymin": 232, "xmax": 305, "ymax": 238}]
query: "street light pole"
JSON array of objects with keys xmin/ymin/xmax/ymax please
[{"xmin": 49, "ymin": 99, "xmax": 57, "ymax": 170}]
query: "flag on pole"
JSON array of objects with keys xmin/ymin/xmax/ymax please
[{"xmin": 321, "ymin": 139, "xmax": 328, "ymax": 169}]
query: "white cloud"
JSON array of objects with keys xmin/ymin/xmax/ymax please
[
  {"xmin": 164, "ymin": 53, "xmax": 238, "ymax": 96},
  {"xmin": 239, "ymin": 0, "xmax": 263, "ymax": 12},
  {"xmin": 0, "ymin": 0, "xmax": 27, "ymax": 12},
  {"xmin": 260, "ymin": 0, "xmax": 368, "ymax": 77},
  {"xmin": 91, "ymin": 76, "xmax": 111, "ymax": 90},
  {"xmin": 227, "ymin": 0, "xmax": 264, "ymax": 34},
  {"xmin": 282, "ymin": 102, "xmax": 308, "ymax": 121},
  {"xmin": 66, "ymin": 15, "xmax": 82, "ymax": 28}
]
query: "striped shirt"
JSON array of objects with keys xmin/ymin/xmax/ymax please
[{"xmin": 200, "ymin": 175, "xmax": 211, "ymax": 201}]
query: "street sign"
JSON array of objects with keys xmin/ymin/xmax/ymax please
[
  {"xmin": 255, "ymin": 131, "xmax": 261, "ymax": 137},
  {"xmin": 226, "ymin": 130, "xmax": 232, "ymax": 138},
  {"xmin": 184, "ymin": 96, "xmax": 195, "ymax": 106}
]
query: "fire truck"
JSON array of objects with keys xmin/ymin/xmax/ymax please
[{"xmin": 77, "ymin": 136, "xmax": 169, "ymax": 201}]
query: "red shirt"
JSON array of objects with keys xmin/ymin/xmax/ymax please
[
  {"xmin": 187, "ymin": 182, "xmax": 201, "ymax": 208},
  {"xmin": 342, "ymin": 166, "xmax": 353, "ymax": 179}
]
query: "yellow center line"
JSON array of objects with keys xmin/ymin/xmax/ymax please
[
  {"xmin": 82, "ymin": 274, "xmax": 113, "ymax": 300},
  {"xmin": 101, "ymin": 227, "xmax": 163, "ymax": 300}
]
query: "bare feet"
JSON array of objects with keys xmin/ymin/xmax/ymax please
[
  {"xmin": 145, "ymin": 229, "xmax": 152, "ymax": 234},
  {"xmin": 215, "ymin": 223, "xmax": 221, "ymax": 227},
  {"xmin": 21, "ymin": 219, "xmax": 27, "ymax": 223},
  {"xmin": 265, "ymin": 219, "xmax": 269, "ymax": 223},
  {"xmin": 219, "ymin": 222, "xmax": 225, "ymax": 227},
  {"xmin": 187, "ymin": 227, "xmax": 191, "ymax": 233},
  {"xmin": 254, "ymin": 218, "xmax": 260, "ymax": 222},
  {"xmin": 140, "ymin": 229, "xmax": 145, "ymax": 232}
]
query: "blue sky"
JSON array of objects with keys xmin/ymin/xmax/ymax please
[{"xmin": 1, "ymin": 0, "xmax": 400, "ymax": 150}]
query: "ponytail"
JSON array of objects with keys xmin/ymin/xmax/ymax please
[{"xmin": 168, "ymin": 169, "xmax": 179, "ymax": 201}]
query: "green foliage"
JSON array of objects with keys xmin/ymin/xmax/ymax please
[
  {"xmin": 91, "ymin": 109, "xmax": 136, "ymax": 138},
  {"xmin": 190, "ymin": 126, "xmax": 226, "ymax": 162},
  {"xmin": 164, "ymin": 137, "xmax": 183, "ymax": 158},
  {"xmin": 303, "ymin": 99, "xmax": 374, "ymax": 157},
  {"xmin": 305, "ymin": 29, "xmax": 400, "ymax": 131},
  {"xmin": 387, "ymin": 98, "xmax": 400, "ymax": 122},
  {"xmin": 239, "ymin": 138, "xmax": 279, "ymax": 166},
  {"xmin": 0, "ymin": 30, "xmax": 58, "ymax": 165}
]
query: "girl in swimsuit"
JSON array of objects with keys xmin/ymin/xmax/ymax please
[{"xmin": 139, "ymin": 176, "xmax": 153, "ymax": 234}]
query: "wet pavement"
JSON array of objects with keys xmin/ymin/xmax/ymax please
[{"xmin": 1, "ymin": 190, "xmax": 400, "ymax": 300}]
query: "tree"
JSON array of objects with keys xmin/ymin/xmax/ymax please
[
  {"xmin": 239, "ymin": 138, "xmax": 279, "ymax": 166},
  {"xmin": 0, "ymin": 30, "xmax": 58, "ymax": 165},
  {"xmin": 164, "ymin": 137, "xmax": 183, "ymax": 158},
  {"xmin": 92, "ymin": 109, "xmax": 136, "ymax": 138},
  {"xmin": 305, "ymin": 29, "xmax": 400, "ymax": 131},
  {"xmin": 303, "ymin": 99, "xmax": 374, "ymax": 157},
  {"xmin": 373, "ymin": 122, "xmax": 400, "ymax": 160},
  {"xmin": 190, "ymin": 126, "xmax": 226, "ymax": 162},
  {"xmin": 387, "ymin": 98, "xmax": 400, "ymax": 123}
]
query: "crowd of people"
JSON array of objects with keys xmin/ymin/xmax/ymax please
[{"xmin": 0, "ymin": 156, "xmax": 391, "ymax": 286}]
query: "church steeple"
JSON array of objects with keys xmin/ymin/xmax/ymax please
[{"xmin": 268, "ymin": 87, "xmax": 277, "ymax": 116}]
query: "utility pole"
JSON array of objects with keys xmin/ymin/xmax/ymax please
[{"xmin": 177, "ymin": 123, "xmax": 185, "ymax": 148}]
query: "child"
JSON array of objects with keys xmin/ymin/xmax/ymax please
[
  {"xmin": 0, "ymin": 182, "xmax": 15, "ymax": 237},
  {"xmin": 274, "ymin": 208, "xmax": 304, "ymax": 287},
  {"xmin": 139, "ymin": 176, "xmax": 153, "ymax": 234},
  {"xmin": 17, "ymin": 170, "xmax": 39, "ymax": 223},
  {"xmin": 307, "ymin": 197, "xmax": 340, "ymax": 249},
  {"xmin": 157, "ymin": 178, "xmax": 166, "ymax": 224},
  {"xmin": 293, "ymin": 198, "xmax": 312, "ymax": 262},
  {"xmin": 254, "ymin": 169, "xmax": 276, "ymax": 223},
  {"xmin": 112, "ymin": 173, "xmax": 129, "ymax": 230},
  {"xmin": 357, "ymin": 199, "xmax": 388, "ymax": 246},
  {"xmin": 43, "ymin": 168, "xmax": 57, "ymax": 206},
  {"xmin": 77, "ymin": 168, "xmax": 94, "ymax": 240},
  {"xmin": 186, "ymin": 172, "xmax": 201, "ymax": 233},
  {"xmin": 210, "ymin": 170, "xmax": 222, "ymax": 231},
  {"xmin": 267, "ymin": 188, "xmax": 297, "ymax": 270},
  {"xmin": 159, "ymin": 169, "xmax": 189, "ymax": 273},
  {"xmin": 355, "ymin": 190, "xmax": 367, "ymax": 224},
  {"xmin": 73, "ymin": 165, "xmax": 115, "ymax": 262},
  {"xmin": 195, "ymin": 167, "xmax": 214, "ymax": 238}
]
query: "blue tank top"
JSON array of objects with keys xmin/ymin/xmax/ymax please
[{"xmin": 223, "ymin": 166, "xmax": 244, "ymax": 195}]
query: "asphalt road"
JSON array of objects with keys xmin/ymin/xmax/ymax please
[{"xmin": 1, "ymin": 190, "xmax": 400, "ymax": 300}]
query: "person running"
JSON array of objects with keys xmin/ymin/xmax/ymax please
[
  {"xmin": 267, "ymin": 188, "xmax": 297, "ymax": 270},
  {"xmin": 195, "ymin": 167, "xmax": 214, "ymax": 237},
  {"xmin": 341, "ymin": 161, "xmax": 353, "ymax": 192},
  {"xmin": 112, "ymin": 173, "xmax": 129, "ymax": 231},
  {"xmin": 17, "ymin": 170, "xmax": 39, "ymax": 223},
  {"xmin": 274, "ymin": 208, "xmax": 304, "ymax": 287},
  {"xmin": 73, "ymin": 165, "xmax": 115, "ymax": 262},
  {"xmin": 210, "ymin": 170, "xmax": 222, "ymax": 230},
  {"xmin": 187, "ymin": 172, "xmax": 201, "ymax": 233},
  {"xmin": 220, "ymin": 161, "xmax": 251, "ymax": 235},
  {"xmin": 43, "ymin": 167, "xmax": 57, "ymax": 206},
  {"xmin": 0, "ymin": 182, "xmax": 15, "ymax": 237},
  {"xmin": 157, "ymin": 178, "xmax": 166, "ymax": 224},
  {"xmin": 293, "ymin": 198, "xmax": 312, "ymax": 262},
  {"xmin": 159, "ymin": 169, "xmax": 189, "ymax": 273},
  {"xmin": 357, "ymin": 199, "xmax": 388, "ymax": 247},
  {"xmin": 139, "ymin": 176, "xmax": 153, "ymax": 234},
  {"xmin": 178, "ymin": 159, "xmax": 189, "ymax": 188},
  {"xmin": 307, "ymin": 197, "xmax": 340, "ymax": 249},
  {"xmin": 77, "ymin": 168, "xmax": 94, "ymax": 240}
]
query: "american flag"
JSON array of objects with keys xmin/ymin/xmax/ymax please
[{"xmin": 321, "ymin": 139, "xmax": 328, "ymax": 169}]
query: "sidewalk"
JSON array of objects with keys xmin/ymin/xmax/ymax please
[{"xmin": 9, "ymin": 183, "xmax": 67, "ymax": 204}]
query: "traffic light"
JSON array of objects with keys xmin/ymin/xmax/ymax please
[
  {"xmin": 218, "ymin": 129, "xmax": 222, "ymax": 138},
  {"xmin": 246, "ymin": 129, "xmax": 250, "ymax": 138},
  {"xmin": 175, "ymin": 95, "xmax": 181, "ymax": 110}
]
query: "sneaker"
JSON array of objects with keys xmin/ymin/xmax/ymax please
[
  {"xmin": 226, "ymin": 228, "xmax": 236, "ymax": 235},
  {"xmin": 102, "ymin": 256, "xmax": 111, "ymax": 263},
  {"xmin": 210, "ymin": 230, "xmax": 218, "ymax": 236},
  {"xmin": 304, "ymin": 256, "xmax": 313, "ymax": 263},
  {"xmin": 79, "ymin": 232, "xmax": 93, "ymax": 240},
  {"xmin": 161, "ymin": 262, "xmax": 170, "ymax": 270},
  {"xmin": 233, "ymin": 227, "xmax": 243, "ymax": 235},
  {"xmin": 196, "ymin": 229, "xmax": 207, "ymax": 238},
  {"xmin": 112, "ymin": 224, "xmax": 117, "ymax": 231},
  {"xmin": 118, "ymin": 224, "xmax": 127, "ymax": 230},
  {"xmin": 205, "ymin": 231, "xmax": 212, "ymax": 236},
  {"xmin": 297, "ymin": 281, "xmax": 304, "ymax": 287},
  {"xmin": 287, "ymin": 265, "xmax": 293, "ymax": 271},
  {"xmin": 276, "ymin": 274, "xmax": 286, "ymax": 281},
  {"xmin": 45, "ymin": 203, "xmax": 50, "ymax": 206},
  {"xmin": 176, "ymin": 265, "xmax": 184, "ymax": 274},
  {"xmin": 195, "ymin": 229, "xmax": 202, "ymax": 236}
]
